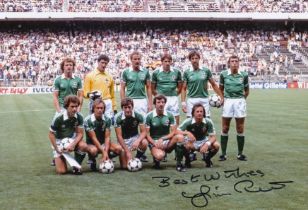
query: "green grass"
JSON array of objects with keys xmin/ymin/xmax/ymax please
[{"xmin": 0, "ymin": 89, "xmax": 307, "ymax": 210}]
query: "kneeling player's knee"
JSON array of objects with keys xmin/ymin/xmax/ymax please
[
  {"xmin": 153, "ymin": 150, "xmax": 165, "ymax": 161},
  {"xmin": 213, "ymin": 142, "xmax": 220, "ymax": 150},
  {"xmin": 222, "ymin": 126, "xmax": 229, "ymax": 134},
  {"xmin": 140, "ymin": 139, "xmax": 148, "ymax": 150},
  {"xmin": 56, "ymin": 168, "xmax": 67, "ymax": 175},
  {"xmin": 88, "ymin": 147, "xmax": 97, "ymax": 156}
]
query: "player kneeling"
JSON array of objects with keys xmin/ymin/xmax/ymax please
[
  {"xmin": 49, "ymin": 95, "xmax": 90, "ymax": 175},
  {"xmin": 177, "ymin": 103, "xmax": 220, "ymax": 168},
  {"xmin": 84, "ymin": 98, "xmax": 125, "ymax": 172},
  {"xmin": 114, "ymin": 98, "xmax": 148, "ymax": 171},
  {"xmin": 146, "ymin": 95, "xmax": 184, "ymax": 171}
]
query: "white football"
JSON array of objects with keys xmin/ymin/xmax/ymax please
[
  {"xmin": 127, "ymin": 158, "xmax": 142, "ymax": 172},
  {"xmin": 58, "ymin": 137, "xmax": 74, "ymax": 151},
  {"xmin": 99, "ymin": 160, "xmax": 115, "ymax": 174},
  {"xmin": 209, "ymin": 94, "xmax": 222, "ymax": 108}
]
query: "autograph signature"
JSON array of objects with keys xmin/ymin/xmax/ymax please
[
  {"xmin": 152, "ymin": 168, "xmax": 294, "ymax": 208},
  {"xmin": 181, "ymin": 180, "xmax": 293, "ymax": 208}
]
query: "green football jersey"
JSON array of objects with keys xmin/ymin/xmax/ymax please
[
  {"xmin": 183, "ymin": 67, "xmax": 213, "ymax": 98},
  {"xmin": 179, "ymin": 118, "xmax": 215, "ymax": 141},
  {"xmin": 50, "ymin": 111, "xmax": 84, "ymax": 139},
  {"xmin": 84, "ymin": 114, "xmax": 111, "ymax": 145},
  {"xmin": 53, "ymin": 74, "xmax": 82, "ymax": 107},
  {"xmin": 121, "ymin": 67, "xmax": 150, "ymax": 99},
  {"xmin": 145, "ymin": 110, "xmax": 175, "ymax": 140},
  {"xmin": 219, "ymin": 69, "xmax": 249, "ymax": 98},
  {"xmin": 114, "ymin": 111, "xmax": 144, "ymax": 139},
  {"xmin": 151, "ymin": 67, "xmax": 182, "ymax": 96}
]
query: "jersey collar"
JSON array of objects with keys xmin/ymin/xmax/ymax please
[
  {"xmin": 191, "ymin": 117, "xmax": 206, "ymax": 124},
  {"xmin": 159, "ymin": 67, "xmax": 174, "ymax": 72},
  {"xmin": 95, "ymin": 68, "xmax": 107, "ymax": 75},
  {"xmin": 153, "ymin": 109, "xmax": 168, "ymax": 117},
  {"xmin": 227, "ymin": 69, "xmax": 243, "ymax": 75},
  {"xmin": 63, "ymin": 110, "xmax": 77, "ymax": 120},
  {"xmin": 121, "ymin": 111, "xmax": 135, "ymax": 120},
  {"xmin": 128, "ymin": 67, "xmax": 145, "ymax": 72},
  {"xmin": 61, "ymin": 74, "xmax": 76, "ymax": 79},
  {"xmin": 91, "ymin": 113, "xmax": 105, "ymax": 122}
]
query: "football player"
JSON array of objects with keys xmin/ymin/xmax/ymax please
[
  {"xmin": 49, "ymin": 95, "xmax": 89, "ymax": 175},
  {"xmin": 219, "ymin": 55, "xmax": 249, "ymax": 161},
  {"xmin": 114, "ymin": 98, "xmax": 148, "ymax": 168},
  {"xmin": 84, "ymin": 98, "xmax": 125, "ymax": 171},
  {"xmin": 177, "ymin": 103, "xmax": 220, "ymax": 168}
]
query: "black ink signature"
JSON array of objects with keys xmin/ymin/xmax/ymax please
[
  {"xmin": 234, "ymin": 180, "xmax": 294, "ymax": 193},
  {"xmin": 224, "ymin": 167, "xmax": 264, "ymax": 179},
  {"xmin": 181, "ymin": 185, "xmax": 231, "ymax": 208}
]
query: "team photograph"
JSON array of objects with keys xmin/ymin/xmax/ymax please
[{"xmin": 0, "ymin": 1, "xmax": 307, "ymax": 209}]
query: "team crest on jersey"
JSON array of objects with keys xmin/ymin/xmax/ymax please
[
  {"xmin": 202, "ymin": 127, "xmax": 207, "ymax": 133},
  {"xmin": 239, "ymin": 78, "xmax": 244, "ymax": 83},
  {"xmin": 171, "ymin": 75, "xmax": 176, "ymax": 81},
  {"xmin": 164, "ymin": 119, "xmax": 170, "ymax": 126},
  {"xmin": 74, "ymin": 122, "xmax": 78, "ymax": 126},
  {"xmin": 62, "ymin": 125, "xmax": 65, "ymax": 128},
  {"xmin": 71, "ymin": 81, "xmax": 77, "ymax": 88},
  {"xmin": 132, "ymin": 120, "xmax": 138, "ymax": 127},
  {"xmin": 139, "ymin": 73, "xmax": 145, "ymax": 80},
  {"xmin": 101, "ymin": 123, "xmax": 106, "ymax": 131},
  {"xmin": 105, "ymin": 78, "xmax": 109, "ymax": 84},
  {"xmin": 200, "ymin": 72, "xmax": 206, "ymax": 79}
]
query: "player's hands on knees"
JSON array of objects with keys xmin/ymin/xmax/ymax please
[
  {"xmin": 187, "ymin": 134, "xmax": 196, "ymax": 142},
  {"xmin": 131, "ymin": 142, "xmax": 139, "ymax": 151},
  {"xmin": 200, "ymin": 144, "xmax": 209, "ymax": 154},
  {"xmin": 156, "ymin": 138, "xmax": 164, "ymax": 149}
]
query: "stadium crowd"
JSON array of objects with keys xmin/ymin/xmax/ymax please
[
  {"xmin": 0, "ymin": 22, "xmax": 307, "ymax": 85},
  {"xmin": 0, "ymin": 22, "xmax": 307, "ymax": 86},
  {"xmin": 1, "ymin": 0, "xmax": 308, "ymax": 13}
]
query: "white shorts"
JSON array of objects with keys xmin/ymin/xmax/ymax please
[
  {"xmin": 193, "ymin": 139, "xmax": 210, "ymax": 151},
  {"xmin": 133, "ymin": 98, "xmax": 148, "ymax": 118},
  {"xmin": 222, "ymin": 98, "xmax": 247, "ymax": 118},
  {"xmin": 186, "ymin": 97, "xmax": 210, "ymax": 117},
  {"xmin": 124, "ymin": 135, "xmax": 139, "ymax": 150},
  {"xmin": 165, "ymin": 96, "xmax": 180, "ymax": 116},
  {"xmin": 89, "ymin": 99, "xmax": 113, "ymax": 119}
]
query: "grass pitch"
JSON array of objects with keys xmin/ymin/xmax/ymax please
[{"xmin": 0, "ymin": 89, "xmax": 307, "ymax": 210}]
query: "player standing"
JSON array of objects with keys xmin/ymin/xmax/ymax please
[
  {"xmin": 83, "ymin": 54, "xmax": 117, "ymax": 118},
  {"xmin": 151, "ymin": 54, "xmax": 182, "ymax": 125},
  {"xmin": 51, "ymin": 58, "xmax": 83, "ymax": 166},
  {"xmin": 120, "ymin": 51, "xmax": 152, "ymax": 117},
  {"xmin": 219, "ymin": 55, "xmax": 249, "ymax": 161}
]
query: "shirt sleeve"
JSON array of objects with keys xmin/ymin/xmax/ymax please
[
  {"xmin": 53, "ymin": 77, "xmax": 60, "ymax": 91},
  {"xmin": 151, "ymin": 70, "xmax": 157, "ymax": 83},
  {"xmin": 244, "ymin": 73, "xmax": 249, "ymax": 88},
  {"xmin": 84, "ymin": 118, "xmax": 94, "ymax": 132},
  {"xmin": 121, "ymin": 70, "xmax": 127, "ymax": 83},
  {"xmin": 83, "ymin": 73, "xmax": 91, "ymax": 98},
  {"xmin": 110, "ymin": 77, "xmax": 117, "ymax": 110},
  {"xmin": 219, "ymin": 72, "xmax": 224, "ymax": 86}
]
